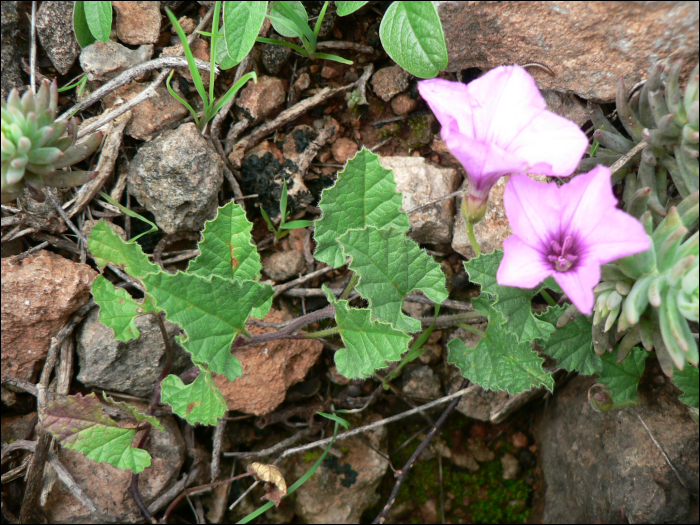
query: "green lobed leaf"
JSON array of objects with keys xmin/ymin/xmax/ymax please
[
  {"xmin": 465, "ymin": 250, "xmax": 553, "ymax": 343},
  {"xmin": 224, "ymin": 1, "xmax": 267, "ymax": 66},
  {"xmin": 91, "ymin": 275, "xmax": 157, "ymax": 342},
  {"xmin": 83, "ymin": 0, "xmax": 112, "ymax": 43},
  {"xmin": 160, "ymin": 368, "xmax": 227, "ymax": 426},
  {"xmin": 338, "ymin": 226, "xmax": 448, "ymax": 333},
  {"xmin": 597, "ymin": 346, "xmax": 647, "ymax": 403},
  {"xmin": 88, "ymin": 221, "xmax": 161, "ymax": 279},
  {"xmin": 379, "ymin": 1, "xmax": 448, "ymax": 78},
  {"xmin": 142, "ymin": 272, "xmax": 274, "ymax": 380},
  {"xmin": 269, "ymin": 0, "xmax": 308, "ymax": 39},
  {"xmin": 336, "ymin": 1, "xmax": 369, "ymax": 16},
  {"xmin": 492, "ymin": 286, "xmax": 556, "ymax": 343},
  {"xmin": 73, "ymin": 1, "xmax": 96, "ymax": 48},
  {"xmin": 464, "ymin": 250, "xmax": 501, "ymax": 296},
  {"xmin": 187, "ymin": 200, "xmax": 262, "ymax": 283},
  {"xmin": 102, "ymin": 393, "xmax": 164, "ymax": 430},
  {"xmin": 672, "ymin": 364, "xmax": 699, "ymax": 408},
  {"xmin": 447, "ymin": 306, "xmax": 554, "ymax": 394},
  {"xmin": 42, "ymin": 393, "xmax": 151, "ymax": 473},
  {"xmin": 324, "ymin": 285, "xmax": 411, "ymax": 379},
  {"xmin": 314, "ymin": 148, "xmax": 410, "ymax": 268},
  {"xmin": 536, "ymin": 306, "xmax": 602, "ymax": 375}
]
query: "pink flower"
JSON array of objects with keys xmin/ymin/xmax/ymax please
[
  {"xmin": 497, "ymin": 166, "xmax": 650, "ymax": 314},
  {"xmin": 418, "ymin": 67, "xmax": 588, "ymax": 223}
]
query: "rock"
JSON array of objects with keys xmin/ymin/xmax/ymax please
[
  {"xmin": 401, "ymin": 300, "xmax": 432, "ymax": 320},
  {"xmin": 293, "ymin": 72, "xmax": 311, "ymax": 92},
  {"xmin": 511, "ymin": 431, "xmax": 528, "ymax": 448},
  {"xmin": 262, "ymin": 33, "xmax": 293, "ymax": 74},
  {"xmin": 212, "ymin": 310, "xmax": 323, "ymax": 415},
  {"xmin": 293, "ymin": 415, "xmax": 389, "ymax": 523},
  {"xmin": 283, "ymin": 124, "xmax": 317, "ymax": 164},
  {"xmin": 541, "ymin": 89, "xmax": 589, "ymax": 127},
  {"xmin": 452, "ymin": 450, "xmax": 480, "ymax": 472},
  {"xmin": 420, "ymin": 498, "xmax": 439, "ymax": 524},
  {"xmin": 113, "ymin": 1, "xmax": 161, "ymax": 45},
  {"xmin": 80, "ymin": 41, "xmax": 153, "ymax": 81},
  {"xmin": 328, "ymin": 365, "xmax": 351, "ymax": 386},
  {"xmin": 235, "ymin": 76, "xmax": 286, "ymax": 123},
  {"xmin": 1, "ymin": 251, "xmax": 96, "ymax": 382},
  {"xmin": 391, "ymin": 93, "xmax": 418, "ymax": 116},
  {"xmin": 104, "ymin": 81, "xmax": 189, "ymax": 141},
  {"xmin": 306, "ymin": 1, "xmax": 336, "ymax": 38},
  {"xmin": 538, "ymin": 372, "xmax": 699, "ymax": 523},
  {"xmin": 406, "ymin": 112, "xmax": 435, "ymax": 149},
  {"xmin": 18, "ymin": 187, "xmax": 66, "ymax": 234},
  {"xmin": 379, "ymin": 156, "xmax": 461, "ymax": 244},
  {"xmin": 1, "ymin": 412, "xmax": 37, "ymax": 443},
  {"xmin": 128, "ymin": 122, "xmax": 223, "ymax": 234},
  {"xmin": 468, "ymin": 438, "xmax": 495, "ymax": 463},
  {"xmin": 401, "ymin": 364, "xmax": 443, "ymax": 400},
  {"xmin": 262, "ymin": 250, "xmax": 305, "ymax": 281},
  {"xmin": 371, "ymin": 65, "xmax": 411, "ymax": 102},
  {"xmin": 437, "ymin": 2, "xmax": 699, "ymax": 102},
  {"xmin": 313, "ymin": 115, "xmax": 343, "ymax": 144},
  {"xmin": 452, "ymin": 174, "xmax": 548, "ymax": 258},
  {"xmin": 42, "ymin": 409, "xmax": 185, "ymax": 523},
  {"xmin": 1, "ymin": 2, "xmax": 23, "ymax": 99},
  {"xmin": 500, "ymin": 452, "xmax": 520, "ymax": 480},
  {"xmin": 36, "ymin": 1, "xmax": 80, "ymax": 74},
  {"xmin": 331, "ymin": 138, "xmax": 358, "ymax": 164},
  {"xmin": 75, "ymin": 308, "xmax": 193, "ymax": 397},
  {"xmin": 321, "ymin": 65, "xmax": 340, "ymax": 79},
  {"xmin": 430, "ymin": 136, "xmax": 462, "ymax": 169}
]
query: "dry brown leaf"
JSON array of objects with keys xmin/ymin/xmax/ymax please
[{"xmin": 247, "ymin": 462, "xmax": 287, "ymax": 506}]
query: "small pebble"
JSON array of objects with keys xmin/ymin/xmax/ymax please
[{"xmin": 332, "ymin": 138, "xmax": 359, "ymax": 164}]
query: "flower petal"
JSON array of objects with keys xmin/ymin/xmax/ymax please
[
  {"xmin": 506, "ymin": 110, "xmax": 589, "ymax": 176},
  {"xmin": 503, "ymin": 175, "xmax": 561, "ymax": 250},
  {"xmin": 561, "ymin": 166, "xmax": 650, "ymax": 262},
  {"xmin": 552, "ymin": 258, "xmax": 601, "ymax": 315},
  {"xmin": 443, "ymin": 130, "xmax": 528, "ymax": 196},
  {"xmin": 497, "ymin": 236, "xmax": 553, "ymax": 289},
  {"xmin": 417, "ymin": 78, "xmax": 476, "ymax": 137}
]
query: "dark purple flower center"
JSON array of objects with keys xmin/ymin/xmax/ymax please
[{"xmin": 547, "ymin": 235, "xmax": 579, "ymax": 272}]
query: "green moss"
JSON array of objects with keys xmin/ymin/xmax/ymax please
[{"xmin": 302, "ymin": 449, "xmax": 323, "ymax": 463}]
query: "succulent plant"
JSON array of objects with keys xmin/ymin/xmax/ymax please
[
  {"xmin": 591, "ymin": 191, "xmax": 698, "ymax": 376},
  {"xmin": 1, "ymin": 79, "xmax": 102, "ymax": 204},
  {"xmin": 575, "ymin": 60, "xmax": 699, "ymax": 377}
]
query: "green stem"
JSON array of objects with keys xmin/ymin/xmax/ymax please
[
  {"xmin": 302, "ymin": 326, "xmax": 341, "ymax": 339},
  {"xmin": 341, "ymin": 273, "xmax": 359, "ymax": 300},
  {"xmin": 610, "ymin": 399, "xmax": 639, "ymax": 409},
  {"xmin": 540, "ymin": 289, "xmax": 557, "ymax": 306},
  {"xmin": 455, "ymin": 322, "xmax": 487, "ymax": 339},
  {"xmin": 465, "ymin": 220, "xmax": 482, "ymax": 256}
]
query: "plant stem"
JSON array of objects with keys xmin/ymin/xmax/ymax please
[
  {"xmin": 302, "ymin": 326, "xmax": 341, "ymax": 339},
  {"xmin": 540, "ymin": 289, "xmax": 557, "ymax": 306},
  {"xmin": 465, "ymin": 220, "xmax": 482, "ymax": 256},
  {"xmin": 455, "ymin": 322, "xmax": 487, "ymax": 338},
  {"xmin": 341, "ymin": 273, "xmax": 359, "ymax": 300}
]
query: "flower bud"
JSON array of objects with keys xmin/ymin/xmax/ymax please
[{"xmin": 588, "ymin": 383, "xmax": 614, "ymax": 412}]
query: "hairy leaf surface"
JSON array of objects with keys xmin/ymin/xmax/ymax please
[
  {"xmin": 91, "ymin": 275, "xmax": 157, "ymax": 342},
  {"xmin": 672, "ymin": 364, "xmax": 699, "ymax": 408},
  {"xmin": 537, "ymin": 306, "xmax": 602, "ymax": 375},
  {"xmin": 314, "ymin": 149, "xmax": 409, "ymax": 268},
  {"xmin": 160, "ymin": 369, "xmax": 227, "ymax": 426},
  {"xmin": 143, "ymin": 272, "xmax": 273, "ymax": 380},
  {"xmin": 324, "ymin": 286, "xmax": 411, "ymax": 379},
  {"xmin": 88, "ymin": 221, "xmax": 160, "ymax": 278},
  {"xmin": 598, "ymin": 346, "xmax": 646, "ymax": 403},
  {"xmin": 42, "ymin": 393, "xmax": 151, "ymax": 473},
  {"xmin": 338, "ymin": 226, "xmax": 448, "ymax": 333}
]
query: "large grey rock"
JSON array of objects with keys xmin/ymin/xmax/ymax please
[
  {"xmin": 452, "ymin": 174, "xmax": 547, "ymax": 258},
  {"xmin": 436, "ymin": 1, "xmax": 699, "ymax": 102},
  {"xmin": 128, "ymin": 122, "xmax": 224, "ymax": 234},
  {"xmin": 36, "ymin": 1, "xmax": 81, "ymax": 75},
  {"xmin": 379, "ymin": 156, "xmax": 461, "ymax": 245},
  {"xmin": 1, "ymin": 1, "xmax": 23, "ymax": 99},
  {"xmin": 538, "ymin": 372, "xmax": 699, "ymax": 524},
  {"xmin": 293, "ymin": 416, "xmax": 389, "ymax": 523},
  {"xmin": 80, "ymin": 40, "xmax": 153, "ymax": 81},
  {"xmin": 76, "ymin": 307, "xmax": 193, "ymax": 397}
]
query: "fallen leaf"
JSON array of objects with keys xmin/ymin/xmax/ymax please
[{"xmin": 247, "ymin": 462, "xmax": 287, "ymax": 506}]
